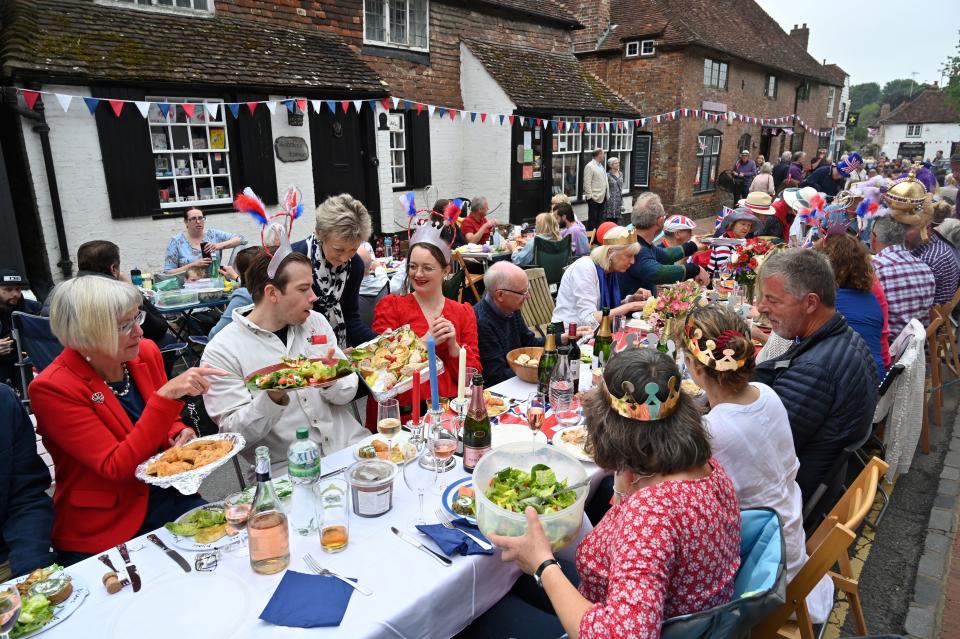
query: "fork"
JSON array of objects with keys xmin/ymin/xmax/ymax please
[
  {"xmin": 303, "ymin": 554, "xmax": 373, "ymax": 596},
  {"xmin": 435, "ymin": 508, "xmax": 493, "ymax": 551}
]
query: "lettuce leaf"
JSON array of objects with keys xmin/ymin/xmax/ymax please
[{"xmin": 11, "ymin": 595, "xmax": 53, "ymax": 639}]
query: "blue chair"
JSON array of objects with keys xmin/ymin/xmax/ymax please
[{"xmin": 12, "ymin": 312, "xmax": 64, "ymax": 408}]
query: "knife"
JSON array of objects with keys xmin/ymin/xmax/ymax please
[
  {"xmin": 147, "ymin": 533, "xmax": 192, "ymax": 573},
  {"xmin": 116, "ymin": 543, "xmax": 142, "ymax": 592},
  {"xmin": 390, "ymin": 526, "xmax": 452, "ymax": 567}
]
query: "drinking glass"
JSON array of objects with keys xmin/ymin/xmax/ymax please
[
  {"xmin": 222, "ymin": 492, "xmax": 252, "ymax": 555},
  {"xmin": 377, "ymin": 398, "xmax": 402, "ymax": 454},
  {"xmin": 403, "ymin": 447, "xmax": 438, "ymax": 526},
  {"xmin": 552, "ymin": 394, "xmax": 581, "ymax": 430},
  {"xmin": 315, "ymin": 478, "xmax": 350, "ymax": 553},
  {"xmin": 430, "ymin": 416, "xmax": 458, "ymax": 493},
  {"xmin": 527, "ymin": 391, "xmax": 546, "ymax": 450},
  {"xmin": 0, "ymin": 585, "xmax": 21, "ymax": 639}
]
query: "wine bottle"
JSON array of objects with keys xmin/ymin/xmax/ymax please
[
  {"xmin": 567, "ymin": 323, "xmax": 581, "ymax": 393},
  {"xmin": 595, "ymin": 307, "xmax": 613, "ymax": 369},
  {"xmin": 248, "ymin": 446, "xmax": 290, "ymax": 575},
  {"xmin": 462, "ymin": 372, "xmax": 492, "ymax": 473},
  {"xmin": 537, "ymin": 325, "xmax": 558, "ymax": 396},
  {"xmin": 549, "ymin": 344, "xmax": 573, "ymax": 410}
]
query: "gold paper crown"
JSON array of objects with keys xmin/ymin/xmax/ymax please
[
  {"xmin": 684, "ymin": 325, "xmax": 749, "ymax": 372},
  {"xmin": 602, "ymin": 229, "xmax": 638, "ymax": 246},
  {"xmin": 604, "ymin": 376, "xmax": 681, "ymax": 421}
]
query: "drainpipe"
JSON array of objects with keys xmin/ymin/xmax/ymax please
[{"xmin": 7, "ymin": 88, "xmax": 72, "ymax": 280}]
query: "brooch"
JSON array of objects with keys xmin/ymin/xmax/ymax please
[{"xmin": 91, "ymin": 392, "xmax": 105, "ymax": 404}]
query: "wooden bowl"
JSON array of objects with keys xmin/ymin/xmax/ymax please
[{"xmin": 507, "ymin": 346, "xmax": 544, "ymax": 384}]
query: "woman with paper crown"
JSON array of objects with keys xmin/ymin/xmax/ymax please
[
  {"xmin": 464, "ymin": 348, "xmax": 740, "ymax": 638},
  {"xmin": 372, "ymin": 222, "xmax": 481, "ymax": 415}
]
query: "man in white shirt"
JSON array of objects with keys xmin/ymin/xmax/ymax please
[
  {"xmin": 582, "ymin": 148, "xmax": 609, "ymax": 231},
  {"xmin": 202, "ymin": 250, "xmax": 367, "ymax": 472}
]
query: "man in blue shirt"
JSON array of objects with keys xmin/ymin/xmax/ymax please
[
  {"xmin": 473, "ymin": 262, "xmax": 543, "ymax": 386},
  {"xmin": 801, "ymin": 152, "xmax": 864, "ymax": 198}
]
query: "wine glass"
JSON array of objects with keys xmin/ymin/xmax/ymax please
[
  {"xmin": 527, "ymin": 391, "xmax": 546, "ymax": 450},
  {"xmin": 0, "ymin": 585, "xmax": 21, "ymax": 639},
  {"xmin": 430, "ymin": 416, "xmax": 458, "ymax": 493},
  {"xmin": 552, "ymin": 394, "xmax": 581, "ymax": 430},
  {"xmin": 377, "ymin": 398, "xmax": 402, "ymax": 456},
  {"xmin": 222, "ymin": 492, "xmax": 252, "ymax": 555},
  {"xmin": 403, "ymin": 447, "xmax": 438, "ymax": 527}
]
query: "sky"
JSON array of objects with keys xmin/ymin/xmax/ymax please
[{"xmin": 756, "ymin": 0, "xmax": 956, "ymax": 88}]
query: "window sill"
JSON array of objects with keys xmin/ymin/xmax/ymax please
[
  {"xmin": 362, "ymin": 44, "xmax": 430, "ymax": 66},
  {"xmin": 151, "ymin": 204, "xmax": 236, "ymax": 221}
]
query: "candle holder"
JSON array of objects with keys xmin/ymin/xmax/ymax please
[
  {"xmin": 448, "ymin": 397, "xmax": 469, "ymax": 456},
  {"xmin": 419, "ymin": 408, "xmax": 456, "ymax": 472},
  {"xmin": 407, "ymin": 418, "xmax": 425, "ymax": 450}
]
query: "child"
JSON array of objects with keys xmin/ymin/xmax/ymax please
[{"xmin": 184, "ymin": 265, "xmax": 207, "ymax": 283}]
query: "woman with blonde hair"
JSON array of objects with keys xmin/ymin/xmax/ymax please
[
  {"xmin": 552, "ymin": 226, "xmax": 650, "ymax": 329},
  {"xmin": 512, "ymin": 212, "xmax": 561, "ymax": 266}
]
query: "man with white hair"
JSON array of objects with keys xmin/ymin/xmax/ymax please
[
  {"xmin": 460, "ymin": 197, "xmax": 495, "ymax": 244},
  {"xmin": 772, "ymin": 151, "xmax": 792, "ymax": 191}
]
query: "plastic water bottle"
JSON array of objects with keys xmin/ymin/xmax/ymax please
[
  {"xmin": 130, "ymin": 267, "xmax": 143, "ymax": 287},
  {"xmin": 492, "ymin": 228, "xmax": 503, "ymax": 249},
  {"xmin": 384, "ymin": 236, "xmax": 393, "ymax": 259},
  {"xmin": 287, "ymin": 428, "xmax": 320, "ymax": 536}
]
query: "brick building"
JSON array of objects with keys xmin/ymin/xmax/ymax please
[{"xmin": 560, "ymin": 0, "xmax": 845, "ymax": 217}]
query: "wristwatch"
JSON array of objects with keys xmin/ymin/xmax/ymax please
[{"xmin": 534, "ymin": 558, "xmax": 560, "ymax": 588}]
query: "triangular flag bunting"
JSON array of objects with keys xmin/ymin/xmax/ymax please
[
  {"xmin": 381, "ymin": 98, "xmax": 392, "ymax": 110},
  {"xmin": 534, "ymin": 118, "xmax": 541, "ymax": 128},
  {"xmin": 325, "ymin": 100, "xmax": 336, "ymax": 113},
  {"xmin": 551, "ymin": 120, "xmax": 558, "ymax": 131},
  {"xmin": 416, "ymin": 103, "xmax": 424, "ymax": 115},
  {"xmin": 579, "ymin": 121, "xmax": 586, "ymax": 131},
  {"xmin": 181, "ymin": 103, "xmax": 195, "ymax": 119},
  {"xmin": 354, "ymin": 100, "xmax": 363, "ymax": 112},
  {"xmin": 480, "ymin": 113, "xmax": 487, "ymax": 123},
  {"xmin": 205, "ymin": 102, "xmax": 219, "ymax": 119},
  {"xmin": 498, "ymin": 114, "xmax": 505, "ymax": 126},
  {"xmin": 436, "ymin": 107, "xmax": 446, "ymax": 118},
  {"xmin": 426, "ymin": 105, "xmax": 435, "ymax": 117},
  {"xmin": 508, "ymin": 115, "xmax": 515, "ymax": 126},
  {"xmin": 391, "ymin": 97, "xmax": 400, "ymax": 109},
  {"xmin": 340, "ymin": 100, "xmax": 350, "ymax": 113},
  {"xmin": 83, "ymin": 97, "xmax": 100, "ymax": 114},
  {"xmin": 470, "ymin": 112, "xmax": 477, "ymax": 123},
  {"xmin": 21, "ymin": 90, "xmax": 40, "ymax": 110},
  {"xmin": 296, "ymin": 99, "xmax": 307, "ymax": 113},
  {"xmin": 55, "ymin": 93, "xmax": 73, "ymax": 113},
  {"xmin": 403, "ymin": 100, "xmax": 413, "ymax": 111},
  {"xmin": 265, "ymin": 101, "xmax": 277, "ymax": 115},
  {"xmin": 158, "ymin": 102, "xmax": 171, "ymax": 118},
  {"xmin": 134, "ymin": 101, "xmax": 150, "ymax": 119},
  {"xmin": 284, "ymin": 100, "xmax": 296, "ymax": 113},
  {"xmin": 367, "ymin": 100, "xmax": 378, "ymax": 111},
  {"xmin": 227, "ymin": 103, "xmax": 241, "ymax": 118},
  {"xmin": 310, "ymin": 100, "xmax": 322, "ymax": 114},
  {"xmin": 246, "ymin": 101, "xmax": 258, "ymax": 115},
  {"xmin": 108, "ymin": 99, "xmax": 125, "ymax": 117}
]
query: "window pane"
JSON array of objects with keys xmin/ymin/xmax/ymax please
[
  {"xmin": 365, "ymin": 0, "xmax": 386, "ymax": 42},
  {"xmin": 719, "ymin": 64, "xmax": 727, "ymax": 88},
  {"xmin": 390, "ymin": 0, "xmax": 408, "ymax": 45},
  {"xmin": 409, "ymin": 0, "xmax": 427, "ymax": 48},
  {"xmin": 194, "ymin": 0, "xmax": 208, "ymax": 8}
]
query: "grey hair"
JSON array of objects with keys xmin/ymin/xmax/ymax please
[
  {"xmin": 314, "ymin": 193, "xmax": 372, "ymax": 242},
  {"xmin": 872, "ymin": 214, "xmax": 909, "ymax": 247},
  {"xmin": 470, "ymin": 196, "xmax": 488, "ymax": 213},
  {"xmin": 792, "ymin": 151, "xmax": 805, "ymax": 162},
  {"xmin": 607, "ymin": 156, "xmax": 620, "ymax": 169},
  {"xmin": 49, "ymin": 276, "xmax": 143, "ymax": 356},
  {"xmin": 759, "ymin": 248, "xmax": 836, "ymax": 308},
  {"xmin": 631, "ymin": 192, "xmax": 665, "ymax": 229},
  {"xmin": 759, "ymin": 162, "xmax": 773, "ymax": 174},
  {"xmin": 483, "ymin": 260, "xmax": 522, "ymax": 293},
  {"xmin": 781, "ymin": 151, "xmax": 792, "ymax": 162}
]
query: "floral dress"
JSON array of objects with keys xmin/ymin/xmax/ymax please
[
  {"xmin": 163, "ymin": 229, "xmax": 239, "ymax": 271},
  {"xmin": 574, "ymin": 460, "xmax": 741, "ymax": 639}
]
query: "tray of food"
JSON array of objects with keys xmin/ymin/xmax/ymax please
[
  {"xmin": 350, "ymin": 326, "xmax": 445, "ymax": 401},
  {"xmin": 353, "ymin": 432, "xmax": 418, "ymax": 464},
  {"xmin": 245, "ymin": 352, "xmax": 353, "ymax": 392},
  {"xmin": 163, "ymin": 503, "xmax": 240, "ymax": 552},
  {"xmin": 4, "ymin": 565, "xmax": 87, "ymax": 639},
  {"xmin": 135, "ymin": 433, "xmax": 245, "ymax": 495}
]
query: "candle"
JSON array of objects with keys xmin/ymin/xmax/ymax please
[
  {"xmin": 426, "ymin": 335, "xmax": 440, "ymax": 411},
  {"xmin": 456, "ymin": 346, "xmax": 467, "ymax": 402},
  {"xmin": 412, "ymin": 368, "xmax": 421, "ymax": 426}
]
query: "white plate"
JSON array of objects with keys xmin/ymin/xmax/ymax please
[
  {"xmin": 626, "ymin": 317, "xmax": 652, "ymax": 331},
  {"xmin": 3, "ymin": 572, "xmax": 88, "ymax": 638},
  {"xmin": 492, "ymin": 423, "xmax": 547, "ymax": 449},
  {"xmin": 352, "ymin": 430, "xmax": 416, "ymax": 463},
  {"xmin": 162, "ymin": 503, "xmax": 239, "ymax": 552},
  {"xmin": 442, "ymin": 476, "xmax": 477, "ymax": 525},
  {"xmin": 106, "ymin": 573, "xmax": 252, "ymax": 639},
  {"xmin": 551, "ymin": 426, "xmax": 593, "ymax": 462}
]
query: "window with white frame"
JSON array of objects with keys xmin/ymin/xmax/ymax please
[
  {"xmin": 102, "ymin": 0, "xmax": 214, "ymax": 13},
  {"xmin": 147, "ymin": 97, "xmax": 232, "ymax": 209},
  {"xmin": 625, "ymin": 41, "xmax": 640, "ymax": 58},
  {"xmin": 552, "ymin": 116, "xmax": 581, "ymax": 198},
  {"xmin": 364, "ymin": 0, "xmax": 429, "ymax": 51},
  {"xmin": 765, "ymin": 74, "xmax": 778, "ymax": 99},
  {"xmin": 826, "ymin": 87, "xmax": 836, "ymax": 118},
  {"xmin": 552, "ymin": 117, "xmax": 635, "ymax": 200},
  {"xmin": 609, "ymin": 122, "xmax": 633, "ymax": 193},
  {"xmin": 582, "ymin": 117, "xmax": 609, "ymax": 156},
  {"xmin": 703, "ymin": 58, "xmax": 728, "ymax": 90},
  {"xmin": 389, "ymin": 112, "xmax": 407, "ymax": 187},
  {"xmin": 640, "ymin": 40, "xmax": 655, "ymax": 56},
  {"xmin": 906, "ymin": 123, "xmax": 922, "ymax": 138},
  {"xmin": 694, "ymin": 131, "xmax": 722, "ymax": 193}
]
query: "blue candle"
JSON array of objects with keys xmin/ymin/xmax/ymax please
[{"xmin": 426, "ymin": 335, "xmax": 440, "ymax": 411}]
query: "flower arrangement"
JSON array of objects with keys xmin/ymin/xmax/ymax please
[
  {"xmin": 727, "ymin": 238, "xmax": 773, "ymax": 287},
  {"xmin": 642, "ymin": 280, "xmax": 704, "ymax": 334}
]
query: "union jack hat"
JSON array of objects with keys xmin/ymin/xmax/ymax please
[
  {"xmin": 664, "ymin": 215, "xmax": 696, "ymax": 232},
  {"xmin": 836, "ymin": 152, "xmax": 865, "ymax": 177}
]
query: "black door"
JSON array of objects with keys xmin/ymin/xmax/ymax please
[
  {"xmin": 509, "ymin": 118, "xmax": 552, "ymax": 225},
  {"xmin": 309, "ymin": 107, "xmax": 381, "ymax": 229}
]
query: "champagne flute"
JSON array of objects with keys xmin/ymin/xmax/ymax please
[
  {"xmin": 403, "ymin": 447, "xmax": 438, "ymax": 526},
  {"xmin": 527, "ymin": 391, "xmax": 546, "ymax": 451},
  {"xmin": 377, "ymin": 398, "xmax": 402, "ymax": 456},
  {"xmin": 222, "ymin": 492, "xmax": 252, "ymax": 555},
  {"xmin": 0, "ymin": 586, "xmax": 21, "ymax": 639}
]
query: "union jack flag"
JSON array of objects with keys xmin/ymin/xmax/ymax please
[{"xmin": 715, "ymin": 206, "xmax": 734, "ymax": 231}]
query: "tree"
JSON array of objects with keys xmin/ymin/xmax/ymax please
[
  {"xmin": 941, "ymin": 30, "xmax": 960, "ymax": 109},
  {"xmin": 882, "ymin": 78, "xmax": 929, "ymax": 110},
  {"xmin": 849, "ymin": 83, "xmax": 881, "ymax": 111},
  {"xmin": 848, "ymin": 103, "xmax": 880, "ymax": 147}
]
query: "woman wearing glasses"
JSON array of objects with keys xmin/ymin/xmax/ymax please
[
  {"xmin": 163, "ymin": 207, "xmax": 243, "ymax": 276},
  {"xmin": 29, "ymin": 276, "xmax": 227, "ymax": 564}
]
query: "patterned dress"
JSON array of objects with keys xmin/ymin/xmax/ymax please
[{"xmin": 574, "ymin": 460, "xmax": 741, "ymax": 639}]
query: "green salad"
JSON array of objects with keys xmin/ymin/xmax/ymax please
[
  {"xmin": 485, "ymin": 464, "xmax": 578, "ymax": 515},
  {"xmin": 12, "ymin": 595, "xmax": 54, "ymax": 638}
]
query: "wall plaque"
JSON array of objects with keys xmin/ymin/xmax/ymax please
[{"xmin": 274, "ymin": 136, "xmax": 310, "ymax": 162}]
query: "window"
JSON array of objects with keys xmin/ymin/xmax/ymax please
[
  {"xmin": 738, "ymin": 134, "xmax": 751, "ymax": 155},
  {"xmin": 625, "ymin": 40, "xmax": 655, "ymax": 58},
  {"xmin": 609, "ymin": 122, "xmax": 633, "ymax": 192},
  {"xmin": 102, "ymin": 0, "xmax": 213, "ymax": 13},
  {"xmin": 551, "ymin": 117, "xmax": 634, "ymax": 199},
  {"xmin": 796, "ymin": 81, "xmax": 810, "ymax": 101},
  {"xmin": 906, "ymin": 124, "xmax": 922, "ymax": 138},
  {"xmin": 147, "ymin": 97, "xmax": 232, "ymax": 209},
  {"xmin": 765, "ymin": 74, "xmax": 778, "ymax": 99},
  {"xmin": 552, "ymin": 116, "xmax": 582, "ymax": 197},
  {"xmin": 640, "ymin": 40, "xmax": 655, "ymax": 56},
  {"xmin": 625, "ymin": 41, "xmax": 639, "ymax": 58},
  {"xmin": 364, "ymin": 0, "xmax": 429, "ymax": 50},
  {"xmin": 826, "ymin": 87, "xmax": 836, "ymax": 118},
  {"xmin": 389, "ymin": 113, "xmax": 406, "ymax": 187},
  {"xmin": 386, "ymin": 111, "xmax": 432, "ymax": 190},
  {"xmin": 790, "ymin": 131, "xmax": 805, "ymax": 152},
  {"xmin": 694, "ymin": 130, "xmax": 722, "ymax": 193},
  {"xmin": 703, "ymin": 59, "xmax": 728, "ymax": 90}
]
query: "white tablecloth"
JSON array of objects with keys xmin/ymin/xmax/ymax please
[{"xmin": 39, "ymin": 377, "xmax": 601, "ymax": 639}]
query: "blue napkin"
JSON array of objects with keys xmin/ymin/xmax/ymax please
[
  {"xmin": 259, "ymin": 570, "xmax": 356, "ymax": 628},
  {"xmin": 416, "ymin": 518, "xmax": 493, "ymax": 555}
]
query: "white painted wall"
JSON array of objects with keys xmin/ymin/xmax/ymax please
[
  {"xmin": 21, "ymin": 86, "xmax": 315, "ymax": 280},
  {"xmin": 880, "ymin": 122, "xmax": 960, "ymax": 160}
]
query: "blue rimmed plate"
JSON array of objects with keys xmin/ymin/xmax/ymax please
[{"xmin": 441, "ymin": 476, "xmax": 476, "ymax": 525}]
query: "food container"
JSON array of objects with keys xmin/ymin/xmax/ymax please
[
  {"xmin": 507, "ymin": 346, "xmax": 543, "ymax": 384},
  {"xmin": 473, "ymin": 442, "xmax": 588, "ymax": 551},
  {"xmin": 154, "ymin": 289, "xmax": 198, "ymax": 308},
  {"xmin": 346, "ymin": 459, "xmax": 398, "ymax": 518}
]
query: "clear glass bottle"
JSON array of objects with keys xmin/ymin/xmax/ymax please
[
  {"xmin": 549, "ymin": 344, "xmax": 574, "ymax": 411},
  {"xmin": 287, "ymin": 428, "xmax": 320, "ymax": 536},
  {"xmin": 248, "ymin": 446, "xmax": 290, "ymax": 575}
]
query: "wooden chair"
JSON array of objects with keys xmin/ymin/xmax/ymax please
[
  {"xmin": 452, "ymin": 251, "xmax": 484, "ymax": 302},
  {"xmin": 934, "ymin": 287, "xmax": 960, "ymax": 378},
  {"xmin": 586, "ymin": 229, "xmax": 596, "ymax": 247},
  {"xmin": 923, "ymin": 309, "xmax": 945, "ymax": 444},
  {"xmin": 752, "ymin": 520, "xmax": 857, "ymax": 639},
  {"xmin": 520, "ymin": 268, "xmax": 555, "ymax": 338}
]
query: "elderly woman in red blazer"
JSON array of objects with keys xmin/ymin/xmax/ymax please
[{"xmin": 30, "ymin": 276, "xmax": 225, "ymax": 564}]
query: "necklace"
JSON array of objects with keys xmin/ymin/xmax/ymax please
[{"xmin": 106, "ymin": 363, "xmax": 132, "ymax": 398}]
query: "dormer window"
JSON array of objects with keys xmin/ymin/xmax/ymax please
[{"xmin": 625, "ymin": 39, "xmax": 655, "ymax": 58}]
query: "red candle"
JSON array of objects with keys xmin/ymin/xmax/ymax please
[{"xmin": 412, "ymin": 368, "xmax": 421, "ymax": 426}]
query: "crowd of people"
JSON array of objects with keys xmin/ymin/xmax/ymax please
[{"xmin": 1, "ymin": 147, "xmax": 958, "ymax": 636}]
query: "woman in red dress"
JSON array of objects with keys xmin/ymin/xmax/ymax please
[{"xmin": 372, "ymin": 228, "xmax": 481, "ymax": 416}]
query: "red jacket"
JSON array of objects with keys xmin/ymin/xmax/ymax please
[{"xmin": 29, "ymin": 340, "xmax": 187, "ymax": 553}]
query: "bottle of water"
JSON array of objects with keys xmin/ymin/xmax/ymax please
[
  {"xmin": 492, "ymin": 228, "xmax": 503, "ymax": 249},
  {"xmin": 384, "ymin": 236, "xmax": 393, "ymax": 258},
  {"xmin": 287, "ymin": 428, "xmax": 320, "ymax": 536},
  {"xmin": 549, "ymin": 344, "xmax": 573, "ymax": 410}
]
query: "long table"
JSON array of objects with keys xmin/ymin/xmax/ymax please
[{"xmin": 36, "ymin": 377, "xmax": 602, "ymax": 639}]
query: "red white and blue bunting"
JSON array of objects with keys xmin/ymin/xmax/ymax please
[{"xmin": 12, "ymin": 89, "xmax": 837, "ymax": 138}]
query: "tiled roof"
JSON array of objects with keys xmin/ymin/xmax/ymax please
[
  {"xmin": 467, "ymin": 0, "xmax": 581, "ymax": 27},
  {"xmin": 599, "ymin": 0, "xmax": 840, "ymax": 85},
  {"xmin": 0, "ymin": 0, "xmax": 386, "ymax": 94},
  {"xmin": 823, "ymin": 64, "xmax": 848, "ymax": 86},
  {"xmin": 463, "ymin": 38, "xmax": 637, "ymax": 115},
  {"xmin": 882, "ymin": 89, "xmax": 960, "ymax": 125}
]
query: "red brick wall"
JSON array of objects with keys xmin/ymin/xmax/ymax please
[{"xmin": 552, "ymin": 0, "xmax": 611, "ymax": 51}]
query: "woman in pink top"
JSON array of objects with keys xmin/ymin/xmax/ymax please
[{"xmin": 464, "ymin": 348, "xmax": 741, "ymax": 639}]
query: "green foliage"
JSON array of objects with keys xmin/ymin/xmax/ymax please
[
  {"xmin": 848, "ymin": 103, "xmax": 880, "ymax": 147},
  {"xmin": 850, "ymin": 83, "xmax": 881, "ymax": 111},
  {"xmin": 941, "ymin": 30, "xmax": 960, "ymax": 110},
  {"xmin": 882, "ymin": 79, "xmax": 929, "ymax": 110}
]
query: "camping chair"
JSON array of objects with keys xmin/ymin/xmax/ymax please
[
  {"xmin": 12, "ymin": 312, "xmax": 64, "ymax": 408},
  {"xmin": 452, "ymin": 252, "xmax": 483, "ymax": 302},
  {"xmin": 533, "ymin": 235, "xmax": 572, "ymax": 294},
  {"xmin": 442, "ymin": 267, "xmax": 466, "ymax": 302},
  {"xmin": 359, "ymin": 282, "xmax": 389, "ymax": 329},
  {"xmin": 752, "ymin": 520, "xmax": 857, "ymax": 639},
  {"xmin": 660, "ymin": 508, "xmax": 787, "ymax": 639},
  {"xmin": 520, "ymin": 268, "xmax": 554, "ymax": 339},
  {"xmin": 805, "ymin": 457, "xmax": 889, "ymax": 637}
]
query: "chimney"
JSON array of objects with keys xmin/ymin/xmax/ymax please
[
  {"xmin": 879, "ymin": 103, "xmax": 891, "ymax": 119},
  {"xmin": 789, "ymin": 23, "xmax": 809, "ymax": 51}
]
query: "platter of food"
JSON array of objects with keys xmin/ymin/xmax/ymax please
[
  {"xmin": 351, "ymin": 326, "xmax": 445, "ymax": 401},
  {"xmin": 163, "ymin": 503, "xmax": 240, "ymax": 552},
  {"xmin": 551, "ymin": 426, "xmax": 592, "ymax": 462},
  {"xmin": 353, "ymin": 431, "xmax": 417, "ymax": 464},
  {"xmin": 442, "ymin": 477, "xmax": 476, "ymax": 525},
  {"xmin": 4, "ymin": 565, "xmax": 87, "ymax": 639},
  {"xmin": 245, "ymin": 353, "xmax": 352, "ymax": 392},
  {"xmin": 135, "ymin": 433, "xmax": 245, "ymax": 495}
]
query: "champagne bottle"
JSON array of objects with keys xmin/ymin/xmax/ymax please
[
  {"xmin": 537, "ymin": 325, "xmax": 558, "ymax": 396},
  {"xmin": 595, "ymin": 307, "xmax": 613, "ymax": 369},
  {"xmin": 567, "ymin": 323, "xmax": 581, "ymax": 393},
  {"xmin": 462, "ymin": 372, "xmax": 492, "ymax": 473},
  {"xmin": 248, "ymin": 446, "xmax": 290, "ymax": 575}
]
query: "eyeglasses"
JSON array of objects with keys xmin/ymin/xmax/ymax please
[
  {"xmin": 408, "ymin": 263, "xmax": 439, "ymax": 276},
  {"xmin": 188, "ymin": 216, "xmax": 205, "ymax": 223},
  {"xmin": 118, "ymin": 310, "xmax": 146, "ymax": 335},
  {"xmin": 499, "ymin": 288, "xmax": 530, "ymax": 298}
]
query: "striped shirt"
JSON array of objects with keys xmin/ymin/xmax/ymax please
[
  {"xmin": 708, "ymin": 244, "xmax": 734, "ymax": 273},
  {"xmin": 873, "ymin": 245, "xmax": 936, "ymax": 342},
  {"xmin": 913, "ymin": 232, "xmax": 960, "ymax": 306}
]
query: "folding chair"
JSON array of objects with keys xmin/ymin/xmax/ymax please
[
  {"xmin": 802, "ymin": 423, "xmax": 872, "ymax": 533},
  {"xmin": 12, "ymin": 312, "xmax": 64, "ymax": 408},
  {"xmin": 533, "ymin": 235, "xmax": 572, "ymax": 295},
  {"xmin": 855, "ymin": 362, "xmax": 905, "ymax": 526},
  {"xmin": 442, "ymin": 268, "xmax": 466, "ymax": 302},
  {"xmin": 519, "ymin": 268, "xmax": 554, "ymax": 339},
  {"xmin": 586, "ymin": 229, "xmax": 597, "ymax": 247},
  {"xmin": 452, "ymin": 252, "xmax": 483, "ymax": 302}
]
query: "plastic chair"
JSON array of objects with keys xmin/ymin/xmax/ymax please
[
  {"xmin": 519, "ymin": 268, "xmax": 554, "ymax": 339},
  {"xmin": 533, "ymin": 235, "xmax": 572, "ymax": 294},
  {"xmin": 12, "ymin": 312, "xmax": 64, "ymax": 408}
]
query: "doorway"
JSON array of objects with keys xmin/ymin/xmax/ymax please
[{"xmin": 509, "ymin": 118, "xmax": 552, "ymax": 224}]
